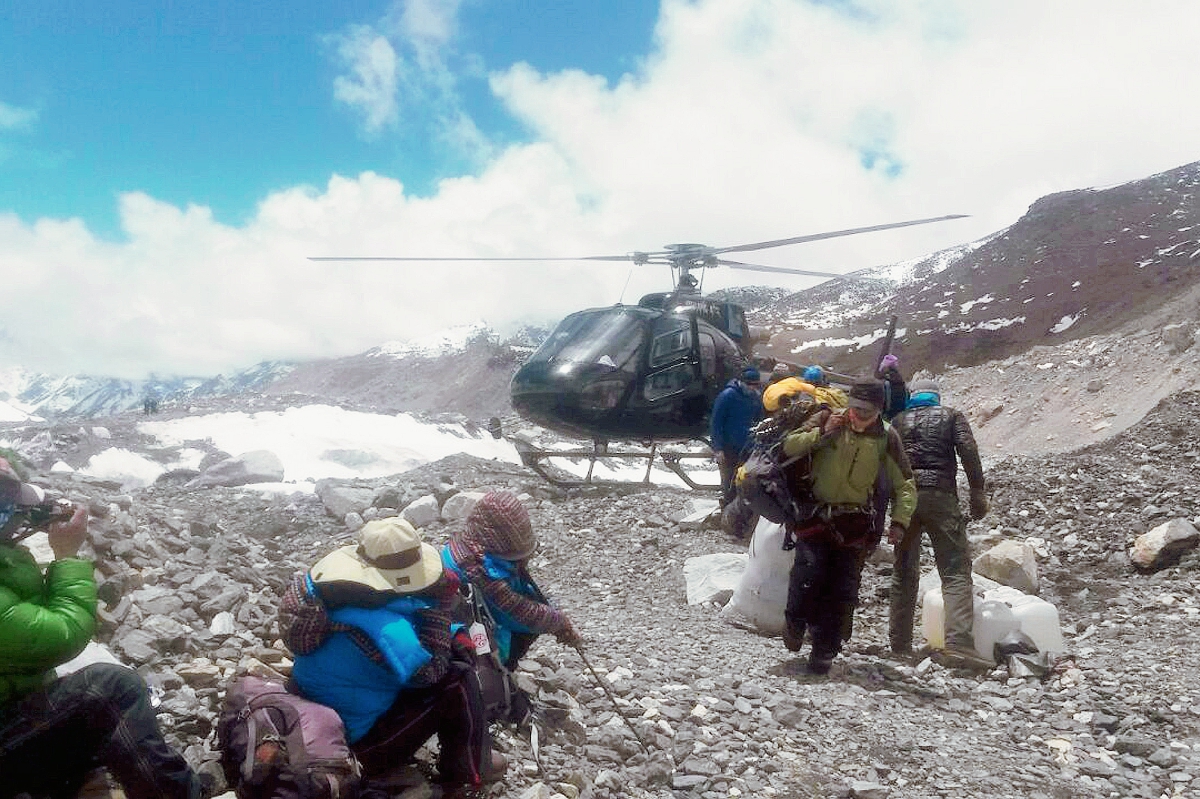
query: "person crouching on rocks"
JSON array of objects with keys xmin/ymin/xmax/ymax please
[
  {"xmin": 779, "ymin": 379, "xmax": 917, "ymax": 675},
  {"xmin": 442, "ymin": 491, "xmax": 581, "ymax": 671},
  {"xmin": 280, "ymin": 518, "xmax": 506, "ymax": 798}
]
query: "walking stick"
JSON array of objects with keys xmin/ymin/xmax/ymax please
[
  {"xmin": 569, "ymin": 639, "xmax": 652, "ymax": 755},
  {"xmin": 525, "ymin": 573, "xmax": 652, "ymax": 755}
]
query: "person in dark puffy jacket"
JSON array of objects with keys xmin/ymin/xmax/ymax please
[
  {"xmin": 0, "ymin": 457, "xmax": 203, "ymax": 799},
  {"xmin": 710, "ymin": 367, "xmax": 764, "ymax": 507},
  {"xmin": 889, "ymin": 378, "xmax": 990, "ymax": 668}
]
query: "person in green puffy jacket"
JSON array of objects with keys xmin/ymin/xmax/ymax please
[{"xmin": 0, "ymin": 457, "xmax": 203, "ymax": 799}]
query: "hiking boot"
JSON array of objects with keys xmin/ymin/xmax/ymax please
[
  {"xmin": 481, "ymin": 749, "xmax": 508, "ymax": 783},
  {"xmin": 936, "ymin": 645, "xmax": 995, "ymax": 671},
  {"xmin": 807, "ymin": 654, "xmax": 834, "ymax": 675},
  {"xmin": 782, "ymin": 623, "xmax": 805, "ymax": 653}
]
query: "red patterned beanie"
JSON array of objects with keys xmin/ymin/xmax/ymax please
[{"xmin": 465, "ymin": 491, "xmax": 536, "ymax": 560}]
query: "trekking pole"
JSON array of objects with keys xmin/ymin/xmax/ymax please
[
  {"xmin": 570, "ymin": 640, "xmax": 652, "ymax": 755},
  {"xmin": 525, "ymin": 575, "xmax": 652, "ymax": 755}
]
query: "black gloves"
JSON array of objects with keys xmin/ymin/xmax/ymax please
[{"xmin": 969, "ymin": 491, "xmax": 989, "ymax": 520}]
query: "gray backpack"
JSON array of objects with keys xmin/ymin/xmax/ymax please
[{"xmin": 217, "ymin": 675, "xmax": 362, "ymax": 799}]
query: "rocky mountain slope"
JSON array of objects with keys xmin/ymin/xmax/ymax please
[{"xmin": 762, "ymin": 160, "xmax": 1200, "ymax": 377}]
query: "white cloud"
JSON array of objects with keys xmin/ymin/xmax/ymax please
[
  {"xmin": 329, "ymin": 25, "xmax": 401, "ymax": 134},
  {"xmin": 0, "ymin": 101, "xmax": 37, "ymax": 130},
  {"xmin": 5, "ymin": 0, "xmax": 1200, "ymax": 378}
]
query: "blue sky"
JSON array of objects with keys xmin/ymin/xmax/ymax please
[
  {"xmin": 3, "ymin": 1, "xmax": 1200, "ymax": 379},
  {"xmin": 0, "ymin": 1, "xmax": 657, "ymax": 236}
]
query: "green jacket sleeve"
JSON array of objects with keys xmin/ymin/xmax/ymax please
[
  {"xmin": 0, "ymin": 554, "xmax": 97, "ymax": 683},
  {"xmin": 781, "ymin": 427, "xmax": 821, "ymax": 458}
]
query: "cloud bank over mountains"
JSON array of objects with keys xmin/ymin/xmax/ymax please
[{"xmin": 3, "ymin": 0, "xmax": 1200, "ymax": 379}]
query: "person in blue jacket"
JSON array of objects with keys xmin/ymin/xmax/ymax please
[
  {"xmin": 710, "ymin": 366, "xmax": 764, "ymax": 506},
  {"xmin": 280, "ymin": 518, "xmax": 505, "ymax": 798}
]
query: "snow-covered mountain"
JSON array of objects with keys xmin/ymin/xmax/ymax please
[{"xmin": 0, "ymin": 362, "xmax": 295, "ymax": 420}]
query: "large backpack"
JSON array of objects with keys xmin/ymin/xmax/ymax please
[
  {"xmin": 458, "ymin": 583, "xmax": 525, "ymax": 725},
  {"xmin": 216, "ymin": 675, "xmax": 362, "ymax": 799},
  {"xmin": 735, "ymin": 395, "xmax": 824, "ymax": 526}
]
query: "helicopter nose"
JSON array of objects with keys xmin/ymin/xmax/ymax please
[{"xmin": 511, "ymin": 360, "xmax": 628, "ymax": 436}]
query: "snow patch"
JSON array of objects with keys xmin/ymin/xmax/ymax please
[
  {"xmin": 1049, "ymin": 312, "xmax": 1084, "ymax": 334},
  {"xmin": 370, "ymin": 322, "xmax": 492, "ymax": 359},
  {"xmin": 960, "ymin": 294, "xmax": 995, "ymax": 314}
]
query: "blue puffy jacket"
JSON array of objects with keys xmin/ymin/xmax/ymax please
[
  {"xmin": 710, "ymin": 379, "xmax": 762, "ymax": 454},
  {"xmin": 291, "ymin": 576, "xmax": 434, "ymax": 742}
]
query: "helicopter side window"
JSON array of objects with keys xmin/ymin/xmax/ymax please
[
  {"xmin": 698, "ymin": 331, "xmax": 716, "ymax": 379},
  {"xmin": 644, "ymin": 363, "xmax": 694, "ymax": 401},
  {"xmin": 649, "ymin": 318, "xmax": 691, "ymax": 368}
]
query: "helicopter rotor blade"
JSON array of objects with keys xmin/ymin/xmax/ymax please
[
  {"xmin": 713, "ymin": 214, "xmax": 969, "ymax": 256},
  {"xmin": 716, "ymin": 259, "xmax": 851, "ymax": 279},
  {"xmin": 307, "ymin": 255, "xmax": 634, "ymax": 263}
]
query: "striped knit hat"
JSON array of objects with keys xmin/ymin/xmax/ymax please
[{"xmin": 465, "ymin": 491, "xmax": 536, "ymax": 560}]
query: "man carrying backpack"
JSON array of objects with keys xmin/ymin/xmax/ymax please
[
  {"xmin": 280, "ymin": 518, "xmax": 506, "ymax": 798},
  {"xmin": 711, "ymin": 367, "xmax": 764, "ymax": 507},
  {"xmin": 779, "ymin": 380, "xmax": 916, "ymax": 674},
  {"xmin": 0, "ymin": 457, "xmax": 204, "ymax": 799},
  {"xmin": 890, "ymin": 378, "xmax": 991, "ymax": 669}
]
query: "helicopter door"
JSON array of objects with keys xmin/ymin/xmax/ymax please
[
  {"xmin": 643, "ymin": 316, "xmax": 695, "ymax": 401},
  {"xmin": 641, "ymin": 315, "xmax": 709, "ymax": 432},
  {"xmin": 697, "ymin": 331, "xmax": 716, "ymax": 381}
]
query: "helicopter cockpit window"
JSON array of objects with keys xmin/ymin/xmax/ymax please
[
  {"xmin": 649, "ymin": 318, "xmax": 692, "ymax": 368},
  {"xmin": 527, "ymin": 309, "xmax": 645, "ymax": 374}
]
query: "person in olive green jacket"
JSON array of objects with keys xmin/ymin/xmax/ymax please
[
  {"xmin": 779, "ymin": 379, "xmax": 917, "ymax": 674},
  {"xmin": 0, "ymin": 457, "xmax": 202, "ymax": 799}
]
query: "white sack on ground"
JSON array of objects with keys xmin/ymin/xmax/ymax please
[
  {"xmin": 720, "ymin": 519, "xmax": 793, "ymax": 635},
  {"xmin": 683, "ymin": 552, "xmax": 747, "ymax": 606}
]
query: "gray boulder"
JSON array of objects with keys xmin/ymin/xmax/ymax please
[
  {"xmin": 973, "ymin": 540, "xmax": 1039, "ymax": 594},
  {"xmin": 401, "ymin": 495, "xmax": 441, "ymax": 528},
  {"xmin": 315, "ymin": 481, "xmax": 377, "ymax": 520},
  {"xmin": 188, "ymin": 450, "xmax": 284, "ymax": 488},
  {"xmin": 1129, "ymin": 517, "xmax": 1200, "ymax": 571}
]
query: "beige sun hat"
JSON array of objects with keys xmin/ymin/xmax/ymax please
[{"xmin": 310, "ymin": 518, "xmax": 443, "ymax": 593}]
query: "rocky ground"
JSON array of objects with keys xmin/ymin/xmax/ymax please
[{"xmin": 7, "ymin": 371, "xmax": 1198, "ymax": 799}]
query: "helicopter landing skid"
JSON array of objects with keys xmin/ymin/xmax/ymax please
[{"xmin": 513, "ymin": 440, "xmax": 718, "ymax": 490}]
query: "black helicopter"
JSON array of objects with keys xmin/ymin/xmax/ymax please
[{"xmin": 311, "ymin": 214, "xmax": 965, "ymax": 486}]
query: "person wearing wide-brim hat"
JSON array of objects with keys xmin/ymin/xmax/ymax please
[
  {"xmin": 442, "ymin": 491, "xmax": 580, "ymax": 670},
  {"xmin": 282, "ymin": 517, "xmax": 506, "ymax": 796}
]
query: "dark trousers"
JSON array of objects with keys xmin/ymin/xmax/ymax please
[
  {"xmin": 718, "ymin": 447, "xmax": 742, "ymax": 506},
  {"xmin": 352, "ymin": 664, "xmax": 489, "ymax": 787},
  {"xmin": 890, "ymin": 489, "xmax": 974, "ymax": 652},
  {"xmin": 784, "ymin": 514, "xmax": 872, "ymax": 660},
  {"xmin": 0, "ymin": 663, "xmax": 200, "ymax": 799}
]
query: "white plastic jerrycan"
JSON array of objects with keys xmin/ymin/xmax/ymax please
[{"xmin": 922, "ymin": 584, "xmax": 1065, "ymax": 658}]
